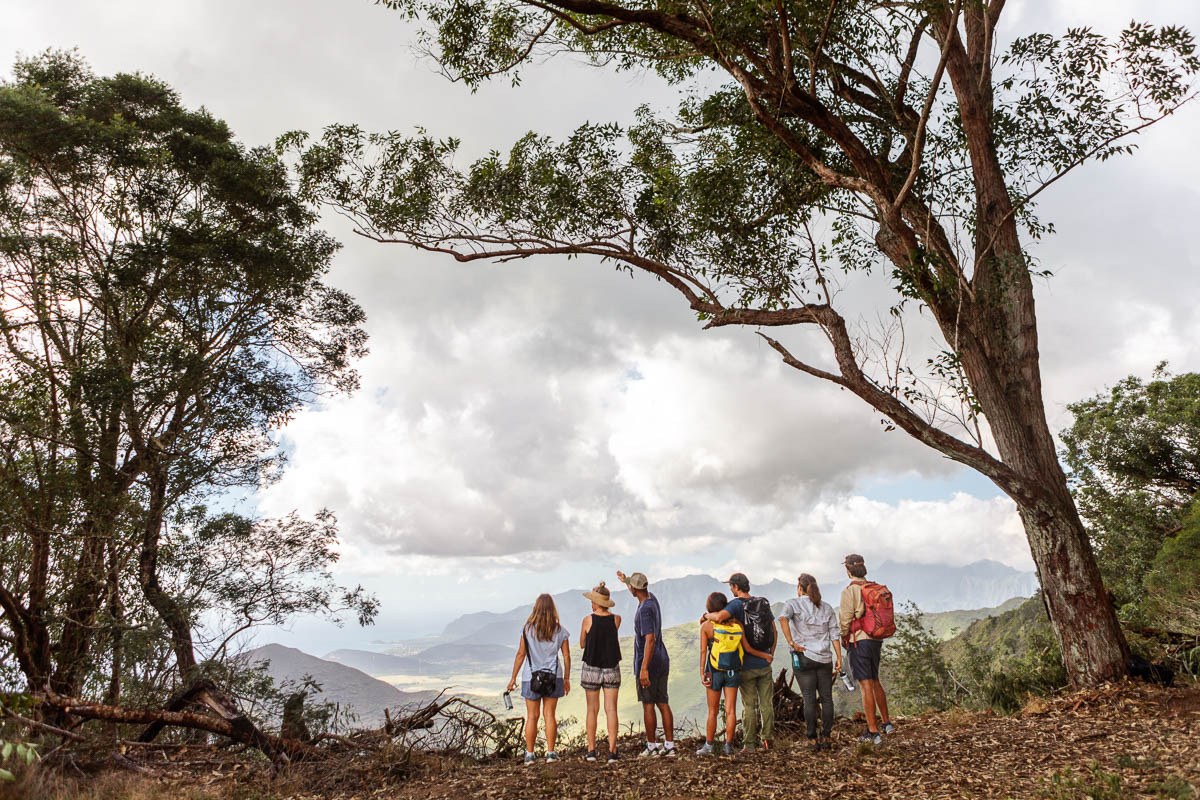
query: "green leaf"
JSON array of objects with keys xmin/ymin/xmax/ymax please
[{"xmin": 0, "ymin": 767, "xmax": 13, "ymax": 781}]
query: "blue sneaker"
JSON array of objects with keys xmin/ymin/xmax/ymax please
[
  {"xmin": 882, "ymin": 721, "xmax": 896, "ymax": 735},
  {"xmin": 545, "ymin": 751, "xmax": 560, "ymax": 763},
  {"xmin": 523, "ymin": 751, "xmax": 536, "ymax": 766},
  {"xmin": 695, "ymin": 742, "xmax": 714, "ymax": 756},
  {"xmin": 722, "ymin": 743, "xmax": 734, "ymax": 757},
  {"xmin": 858, "ymin": 732, "xmax": 882, "ymax": 745}
]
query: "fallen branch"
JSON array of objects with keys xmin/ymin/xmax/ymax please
[{"xmin": 34, "ymin": 689, "xmax": 316, "ymax": 764}]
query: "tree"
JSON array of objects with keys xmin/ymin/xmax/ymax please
[
  {"xmin": 286, "ymin": 0, "xmax": 1198, "ymax": 686},
  {"xmin": 0, "ymin": 51, "xmax": 374, "ymax": 698},
  {"xmin": 1061, "ymin": 367, "xmax": 1200, "ymax": 607}
]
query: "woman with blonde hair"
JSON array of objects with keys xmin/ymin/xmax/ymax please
[
  {"xmin": 579, "ymin": 581, "xmax": 622, "ymax": 762},
  {"xmin": 506, "ymin": 593, "xmax": 571, "ymax": 765}
]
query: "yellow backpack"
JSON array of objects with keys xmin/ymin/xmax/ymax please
[{"xmin": 708, "ymin": 621, "xmax": 744, "ymax": 671}]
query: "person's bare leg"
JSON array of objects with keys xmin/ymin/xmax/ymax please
[
  {"xmin": 603, "ymin": 687, "xmax": 619, "ymax": 753},
  {"xmin": 544, "ymin": 697, "xmax": 559, "ymax": 752},
  {"xmin": 657, "ymin": 702, "xmax": 674, "ymax": 742},
  {"xmin": 585, "ymin": 689, "xmax": 600, "ymax": 751},
  {"xmin": 524, "ymin": 699, "xmax": 541, "ymax": 752},
  {"xmin": 874, "ymin": 680, "xmax": 891, "ymax": 724},
  {"xmin": 859, "ymin": 680, "xmax": 879, "ymax": 732},
  {"xmin": 705, "ymin": 689, "xmax": 720, "ymax": 742},
  {"xmin": 723, "ymin": 686, "xmax": 738, "ymax": 745},
  {"xmin": 642, "ymin": 703, "xmax": 658, "ymax": 743}
]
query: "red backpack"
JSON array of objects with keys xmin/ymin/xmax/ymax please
[{"xmin": 850, "ymin": 581, "xmax": 896, "ymax": 639}]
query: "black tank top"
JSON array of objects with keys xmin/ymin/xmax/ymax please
[{"xmin": 582, "ymin": 614, "xmax": 621, "ymax": 668}]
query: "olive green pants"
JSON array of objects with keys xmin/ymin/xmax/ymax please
[{"xmin": 739, "ymin": 666, "xmax": 774, "ymax": 747}]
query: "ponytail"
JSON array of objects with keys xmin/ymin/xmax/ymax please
[{"xmin": 798, "ymin": 573, "xmax": 822, "ymax": 606}]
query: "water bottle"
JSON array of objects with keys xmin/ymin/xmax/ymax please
[
  {"xmin": 502, "ymin": 691, "xmax": 513, "ymax": 710},
  {"xmin": 791, "ymin": 649, "xmax": 803, "ymax": 671},
  {"xmin": 839, "ymin": 670, "xmax": 856, "ymax": 692}
]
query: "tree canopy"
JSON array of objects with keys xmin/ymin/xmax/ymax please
[
  {"xmin": 1062, "ymin": 367, "xmax": 1200, "ymax": 607},
  {"xmin": 285, "ymin": 0, "xmax": 1197, "ymax": 685},
  {"xmin": 0, "ymin": 51, "xmax": 374, "ymax": 701}
]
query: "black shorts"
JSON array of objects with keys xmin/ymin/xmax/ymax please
[
  {"xmin": 636, "ymin": 672, "xmax": 669, "ymax": 704},
  {"xmin": 849, "ymin": 638, "xmax": 882, "ymax": 681}
]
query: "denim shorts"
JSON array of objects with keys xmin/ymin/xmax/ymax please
[
  {"xmin": 520, "ymin": 677, "xmax": 565, "ymax": 701},
  {"xmin": 709, "ymin": 668, "xmax": 741, "ymax": 691}
]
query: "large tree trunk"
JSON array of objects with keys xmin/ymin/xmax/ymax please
[{"xmin": 934, "ymin": 4, "xmax": 1128, "ymax": 686}]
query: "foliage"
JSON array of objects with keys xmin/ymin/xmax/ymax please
[
  {"xmin": 885, "ymin": 603, "xmax": 957, "ymax": 714},
  {"xmin": 1132, "ymin": 496, "xmax": 1200, "ymax": 652},
  {"xmin": 0, "ymin": 50, "xmax": 374, "ymax": 704},
  {"xmin": 886, "ymin": 597, "xmax": 1068, "ymax": 715},
  {"xmin": 1062, "ymin": 367, "xmax": 1200, "ymax": 605},
  {"xmin": 1040, "ymin": 762, "xmax": 1127, "ymax": 800},
  {"xmin": 291, "ymin": 0, "xmax": 1200, "ymax": 684},
  {"xmin": 0, "ymin": 695, "xmax": 38, "ymax": 782}
]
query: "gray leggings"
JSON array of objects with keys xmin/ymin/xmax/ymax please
[{"xmin": 795, "ymin": 654, "xmax": 834, "ymax": 739}]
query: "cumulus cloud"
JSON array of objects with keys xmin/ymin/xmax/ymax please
[{"xmin": 5, "ymin": 1, "xmax": 1199, "ymax": 635}]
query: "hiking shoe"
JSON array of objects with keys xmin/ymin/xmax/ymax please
[
  {"xmin": 723, "ymin": 743, "xmax": 735, "ymax": 757},
  {"xmin": 585, "ymin": 749, "xmax": 597, "ymax": 762},
  {"xmin": 545, "ymin": 751, "xmax": 560, "ymax": 763},
  {"xmin": 858, "ymin": 732, "xmax": 882, "ymax": 745},
  {"xmin": 523, "ymin": 752, "xmax": 536, "ymax": 766},
  {"xmin": 607, "ymin": 750, "xmax": 619, "ymax": 764},
  {"xmin": 808, "ymin": 737, "xmax": 821, "ymax": 753},
  {"xmin": 695, "ymin": 742, "xmax": 714, "ymax": 756},
  {"xmin": 638, "ymin": 743, "xmax": 660, "ymax": 757},
  {"xmin": 882, "ymin": 721, "xmax": 896, "ymax": 735}
]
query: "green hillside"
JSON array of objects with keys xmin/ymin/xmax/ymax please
[{"xmin": 921, "ymin": 596, "xmax": 1029, "ymax": 640}]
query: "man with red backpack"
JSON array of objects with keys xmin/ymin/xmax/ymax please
[{"xmin": 838, "ymin": 554, "xmax": 896, "ymax": 744}]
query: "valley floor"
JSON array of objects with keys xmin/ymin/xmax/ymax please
[{"xmin": 6, "ymin": 682, "xmax": 1197, "ymax": 800}]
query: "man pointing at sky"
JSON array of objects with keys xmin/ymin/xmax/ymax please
[{"xmin": 617, "ymin": 569, "xmax": 676, "ymax": 757}]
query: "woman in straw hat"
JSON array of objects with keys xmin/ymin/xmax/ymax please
[{"xmin": 579, "ymin": 582, "xmax": 622, "ymax": 762}]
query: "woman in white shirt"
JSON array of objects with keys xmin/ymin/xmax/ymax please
[{"xmin": 778, "ymin": 574, "xmax": 842, "ymax": 751}]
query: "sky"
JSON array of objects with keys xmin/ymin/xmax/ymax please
[{"xmin": 4, "ymin": 0, "xmax": 1199, "ymax": 650}]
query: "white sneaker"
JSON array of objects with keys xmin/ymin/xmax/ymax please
[
  {"xmin": 662, "ymin": 743, "xmax": 677, "ymax": 757},
  {"xmin": 638, "ymin": 743, "xmax": 661, "ymax": 757}
]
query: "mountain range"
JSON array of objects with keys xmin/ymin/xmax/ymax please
[
  {"xmin": 324, "ymin": 560, "xmax": 1038, "ymax": 677},
  {"xmin": 245, "ymin": 643, "xmax": 443, "ymax": 727}
]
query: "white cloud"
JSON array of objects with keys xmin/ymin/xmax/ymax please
[{"xmin": 5, "ymin": 0, "xmax": 1199, "ymax": 637}]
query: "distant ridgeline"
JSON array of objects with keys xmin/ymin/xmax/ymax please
[
  {"xmin": 369, "ymin": 560, "xmax": 1039, "ymax": 656},
  {"xmin": 275, "ymin": 562, "xmax": 1039, "ymax": 727}
]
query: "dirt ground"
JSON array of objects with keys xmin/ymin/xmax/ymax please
[
  {"xmin": 379, "ymin": 683, "xmax": 1200, "ymax": 800},
  {"xmin": 5, "ymin": 682, "xmax": 1197, "ymax": 800}
]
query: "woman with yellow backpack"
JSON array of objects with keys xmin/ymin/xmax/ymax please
[{"xmin": 696, "ymin": 592, "xmax": 771, "ymax": 756}]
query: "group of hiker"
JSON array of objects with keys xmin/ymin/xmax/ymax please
[{"xmin": 505, "ymin": 554, "xmax": 896, "ymax": 764}]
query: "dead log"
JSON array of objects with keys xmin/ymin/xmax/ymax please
[{"xmin": 35, "ymin": 690, "xmax": 314, "ymax": 764}]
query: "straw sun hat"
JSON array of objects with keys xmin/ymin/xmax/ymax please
[{"xmin": 582, "ymin": 582, "xmax": 616, "ymax": 608}]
